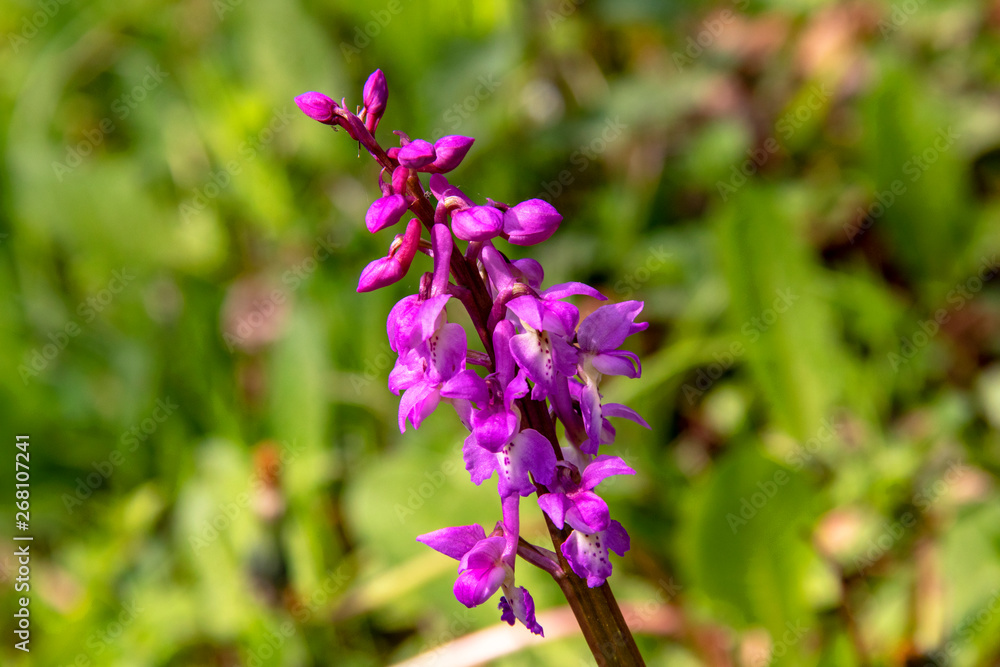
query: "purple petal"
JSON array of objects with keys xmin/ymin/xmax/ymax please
[
  {"xmin": 365, "ymin": 194, "xmax": 408, "ymax": 233},
  {"xmin": 294, "ymin": 92, "xmax": 338, "ymax": 123},
  {"xmin": 502, "ymin": 199, "xmax": 562, "ymax": 246},
  {"xmin": 602, "ymin": 402, "xmax": 650, "ymax": 429},
  {"xmin": 497, "ymin": 428, "xmax": 557, "ymax": 498},
  {"xmin": 387, "ymin": 294, "xmax": 450, "ymax": 354},
  {"xmin": 493, "ymin": 320, "xmax": 517, "ymax": 387},
  {"xmin": 417, "ymin": 524, "xmax": 487, "ymax": 560},
  {"xmin": 577, "ymin": 301, "xmax": 646, "ymax": 353},
  {"xmin": 387, "ymin": 350, "xmax": 423, "ymax": 394},
  {"xmin": 429, "ymin": 174, "xmax": 473, "ymax": 206},
  {"xmin": 481, "ymin": 243, "xmax": 515, "ymax": 293},
  {"xmin": 579, "ymin": 381, "xmax": 603, "ymax": 455},
  {"xmin": 564, "ymin": 489, "xmax": 610, "ymax": 533},
  {"xmin": 506, "ymin": 296, "xmax": 579, "ymax": 337},
  {"xmin": 499, "ymin": 586, "xmax": 544, "ymax": 636},
  {"xmin": 451, "ymin": 205, "xmax": 504, "ymax": 242},
  {"xmin": 512, "ymin": 429, "xmax": 557, "ymax": 487},
  {"xmin": 430, "ymin": 223, "xmax": 453, "ymax": 295},
  {"xmin": 426, "ymin": 322, "xmax": 467, "ymax": 382},
  {"xmin": 541, "ymin": 281, "xmax": 607, "ymax": 302},
  {"xmin": 356, "ymin": 255, "xmax": 406, "ymax": 293},
  {"xmin": 537, "ymin": 492, "xmax": 573, "ymax": 530},
  {"xmin": 511, "ymin": 258, "xmax": 544, "ymax": 289},
  {"xmin": 397, "ymin": 382, "xmax": 440, "ymax": 432},
  {"xmin": 591, "ymin": 350, "xmax": 641, "ymax": 379},
  {"xmin": 605, "ymin": 519, "xmax": 630, "ymax": 557},
  {"xmin": 509, "ymin": 331, "xmax": 580, "ymax": 402},
  {"xmin": 580, "ymin": 455, "xmax": 636, "ymax": 491},
  {"xmin": 422, "ymin": 135, "xmax": 475, "ymax": 174},
  {"xmin": 454, "ymin": 559, "xmax": 506, "ymax": 608},
  {"xmin": 464, "ymin": 434, "xmax": 498, "ymax": 486},
  {"xmin": 441, "ymin": 369, "xmax": 488, "ymax": 405},
  {"xmin": 397, "ymin": 139, "xmax": 436, "ymax": 168},
  {"xmin": 472, "ymin": 406, "xmax": 519, "ymax": 453}
]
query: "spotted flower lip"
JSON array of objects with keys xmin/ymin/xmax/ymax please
[{"xmin": 562, "ymin": 519, "xmax": 630, "ymax": 588}]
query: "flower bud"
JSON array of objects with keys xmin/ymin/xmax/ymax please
[
  {"xmin": 362, "ymin": 69, "xmax": 388, "ymax": 133},
  {"xmin": 421, "ymin": 135, "xmax": 475, "ymax": 173},
  {"xmin": 502, "ymin": 199, "xmax": 562, "ymax": 246},
  {"xmin": 357, "ymin": 218, "xmax": 422, "ymax": 292},
  {"xmin": 366, "ymin": 194, "xmax": 408, "ymax": 233},
  {"xmin": 452, "ymin": 205, "xmax": 504, "ymax": 242},
  {"xmin": 294, "ymin": 92, "xmax": 339, "ymax": 124},
  {"xmin": 397, "ymin": 139, "xmax": 436, "ymax": 168}
]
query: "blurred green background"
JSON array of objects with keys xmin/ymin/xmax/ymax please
[{"xmin": 2, "ymin": 0, "xmax": 1000, "ymax": 665}]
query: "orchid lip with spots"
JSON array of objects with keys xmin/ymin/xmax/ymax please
[{"xmin": 296, "ymin": 69, "xmax": 648, "ymax": 659}]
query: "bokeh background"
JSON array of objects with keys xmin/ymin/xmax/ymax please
[{"xmin": 2, "ymin": 0, "xmax": 1000, "ymax": 665}]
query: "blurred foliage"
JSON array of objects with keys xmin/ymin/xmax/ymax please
[{"xmin": 2, "ymin": 0, "xmax": 1000, "ymax": 665}]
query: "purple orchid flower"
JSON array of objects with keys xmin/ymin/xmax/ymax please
[
  {"xmin": 575, "ymin": 301, "xmax": 649, "ymax": 450},
  {"xmin": 388, "ymin": 321, "xmax": 487, "ymax": 431},
  {"xmin": 506, "ymin": 283, "xmax": 605, "ymax": 401},
  {"xmin": 417, "ymin": 524, "xmax": 508, "ymax": 607},
  {"xmin": 537, "ymin": 455, "xmax": 635, "ymax": 534}
]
